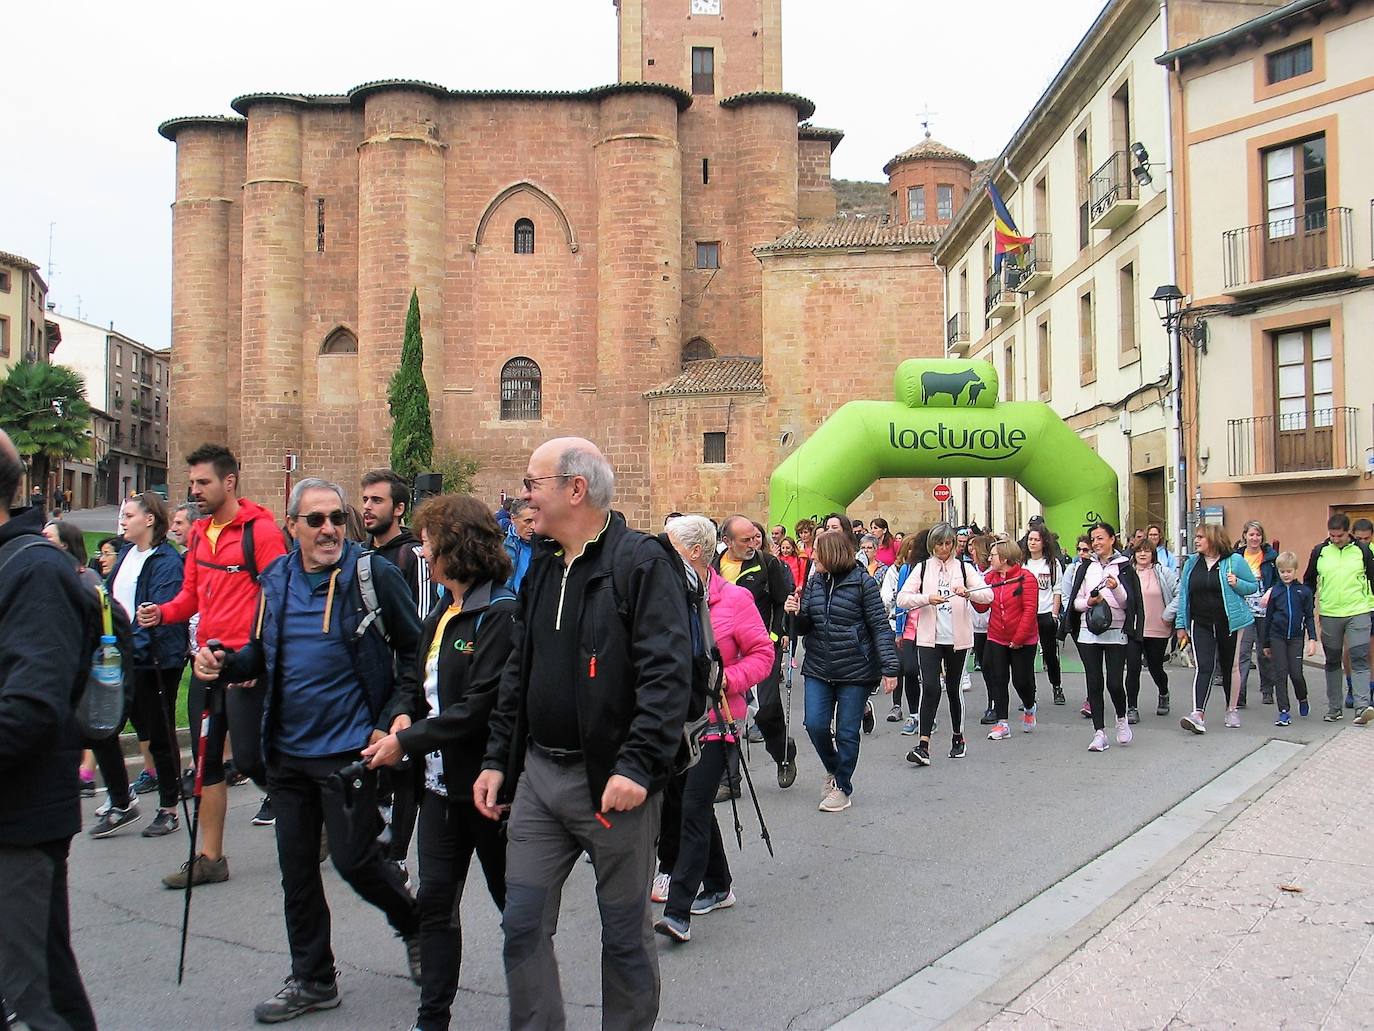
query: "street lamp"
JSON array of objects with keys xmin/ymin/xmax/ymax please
[{"xmin": 1150, "ymin": 283, "xmax": 1207, "ymax": 353}]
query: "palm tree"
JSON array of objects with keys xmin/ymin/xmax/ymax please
[{"xmin": 0, "ymin": 361, "xmax": 93, "ymax": 498}]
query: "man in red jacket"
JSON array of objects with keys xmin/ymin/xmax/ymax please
[{"xmin": 137, "ymin": 444, "xmax": 289, "ymax": 887}]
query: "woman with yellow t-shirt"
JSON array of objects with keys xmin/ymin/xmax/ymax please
[{"xmin": 362, "ymin": 493, "xmax": 515, "ymax": 1031}]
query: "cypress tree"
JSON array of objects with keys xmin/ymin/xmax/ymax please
[{"xmin": 388, "ymin": 289, "xmax": 434, "ymax": 482}]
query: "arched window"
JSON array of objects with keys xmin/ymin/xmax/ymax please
[
  {"xmin": 320, "ymin": 327, "xmax": 358, "ymax": 355},
  {"xmin": 514, "ymin": 218, "xmax": 535, "ymax": 255},
  {"xmin": 501, "ymin": 357, "xmax": 541, "ymax": 420},
  {"xmin": 681, "ymin": 337, "xmax": 715, "ymax": 367}
]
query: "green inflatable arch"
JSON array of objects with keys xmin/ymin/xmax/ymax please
[{"xmin": 769, "ymin": 359, "xmax": 1119, "ymax": 544}]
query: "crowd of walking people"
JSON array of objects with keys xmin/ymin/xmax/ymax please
[{"xmin": 2, "ymin": 426, "xmax": 1373, "ymax": 1031}]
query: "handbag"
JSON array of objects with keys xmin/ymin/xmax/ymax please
[{"xmin": 1086, "ymin": 598, "xmax": 1113, "ymax": 634}]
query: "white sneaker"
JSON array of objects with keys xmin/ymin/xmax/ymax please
[
  {"xmin": 1115, "ymin": 716, "xmax": 1132, "ymax": 746},
  {"xmin": 987, "ymin": 721, "xmax": 1011, "ymax": 740},
  {"xmin": 651, "ymin": 872, "xmax": 671, "ymax": 904},
  {"xmin": 1088, "ymin": 729, "xmax": 1109, "ymax": 752},
  {"xmin": 95, "ymin": 791, "xmax": 136, "ymax": 818},
  {"xmin": 960, "ymin": 669, "xmax": 972, "ymax": 692},
  {"xmin": 1354, "ymin": 706, "xmax": 1374, "ymax": 727},
  {"xmin": 818, "ymin": 787, "xmax": 851, "ymax": 812},
  {"xmin": 1180, "ymin": 711, "xmax": 1207, "ymax": 735}
]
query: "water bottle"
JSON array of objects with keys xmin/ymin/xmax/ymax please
[{"xmin": 87, "ymin": 634, "xmax": 124, "ymax": 732}]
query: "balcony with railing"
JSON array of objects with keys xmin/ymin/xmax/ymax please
[
  {"xmin": 1088, "ymin": 151, "xmax": 1140, "ymax": 232},
  {"xmin": 1227, "ymin": 406, "xmax": 1358, "ymax": 480},
  {"xmin": 984, "ymin": 268, "xmax": 1017, "ymax": 321},
  {"xmin": 946, "ymin": 312, "xmax": 970, "ymax": 356},
  {"xmin": 1011, "ymin": 232, "xmax": 1053, "ymax": 293},
  {"xmin": 1223, "ymin": 207, "xmax": 1355, "ymax": 297}
]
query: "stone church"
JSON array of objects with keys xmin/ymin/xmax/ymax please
[{"xmin": 160, "ymin": 0, "xmax": 973, "ymax": 526}]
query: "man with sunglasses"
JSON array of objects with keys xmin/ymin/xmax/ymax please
[
  {"xmin": 196, "ymin": 478, "xmax": 423, "ymax": 1023},
  {"xmin": 138, "ymin": 444, "xmax": 289, "ymax": 888}
]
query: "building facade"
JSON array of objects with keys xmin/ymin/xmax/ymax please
[
  {"xmin": 51, "ymin": 313, "xmax": 171, "ymax": 502},
  {"xmin": 1162, "ymin": 0, "xmax": 1374, "ymax": 550},
  {"xmin": 0, "ymin": 250, "xmax": 53, "ymax": 376}
]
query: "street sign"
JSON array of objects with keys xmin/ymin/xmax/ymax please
[{"xmin": 932, "ymin": 483, "xmax": 953, "ymax": 503}]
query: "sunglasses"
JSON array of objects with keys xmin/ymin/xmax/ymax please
[{"xmin": 302, "ymin": 510, "xmax": 347, "ymax": 528}]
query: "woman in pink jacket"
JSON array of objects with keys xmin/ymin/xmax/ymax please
[
  {"xmin": 655, "ymin": 515, "xmax": 774, "ymax": 944},
  {"xmin": 895, "ymin": 522, "xmax": 993, "ymax": 766}
]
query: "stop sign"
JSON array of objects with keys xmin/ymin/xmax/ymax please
[{"xmin": 932, "ymin": 483, "xmax": 953, "ymax": 503}]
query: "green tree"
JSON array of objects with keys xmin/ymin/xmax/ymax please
[
  {"xmin": 430, "ymin": 451, "xmax": 481, "ymax": 497},
  {"xmin": 388, "ymin": 289, "xmax": 434, "ymax": 482},
  {"xmin": 0, "ymin": 361, "xmax": 92, "ymax": 494}
]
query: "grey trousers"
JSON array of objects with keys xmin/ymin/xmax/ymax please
[
  {"xmin": 501, "ymin": 749, "xmax": 663, "ymax": 1031},
  {"xmin": 1320, "ymin": 613, "xmax": 1371, "ymax": 713},
  {"xmin": 1235, "ymin": 618, "xmax": 1275, "ymax": 700}
]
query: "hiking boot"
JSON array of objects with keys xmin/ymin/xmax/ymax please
[
  {"xmin": 1354, "ymin": 707, "xmax": 1374, "ymax": 727},
  {"xmin": 818, "ymin": 787, "xmax": 851, "ymax": 812},
  {"xmin": 651, "ymin": 872, "xmax": 671, "ymax": 904},
  {"xmin": 252, "ymin": 796, "xmax": 276, "ymax": 826},
  {"xmin": 1180, "ymin": 711, "xmax": 1206, "ymax": 735},
  {"xmin": 987, "ymin": 721, "xmax": 1010, "ymax": 741},
  {"xmin": 900, "ymin": 715, "xmax": 919, "ymax": 735},
  {"xmin": 402, "ymin": 933, "xmax": 421, "ymax": 984},
  {"xmin": 1088, "ymin": 729, "xmax": 1109, "ymax": 752},
  {"xmin": 654, "ymin": 913, "xmax": 691, "ymax": 942},
  {"xmin": 906, "ymin": 743, "xmax": 931, "ymax": 766},
  {"xmin": 1157, "ymin": 693, "xmax": 1171, "ymax": 717},
  {"xmin": 862, "ymin": 701, "xmax": 875, "ymax": 735},
  {"xmin": 714, "ymin": 782, "xmax": 740, "ymax": 804},
  {"xmin": 132, "ymin": 769, "xmax": 160, "ymax": 795},
  {"xmin": 948, "ymin": 737, "xmax": 967, "ymax": 759},
  {"xmin": 886, "ymin": 705, "xmax": 903, "ymax": 723},
  {"xmin": 90, "ymin": 802, "xmax": 141, "ymax": 838},
  {"xmin": 1127, "ymin": 706, "xmax": 1140, "ymax": 725},
  {"xmin": 979, "ymin": 707, "xmax": 997, "ymax": 725},
  {"xmin": 1022, "ymin": 705, "xmax": 1037, "ymax": 733},
  {"xmin": 253, "ymin": 977, "xmax": 339, "ymax": 1023},
  {"xmin": 163, "ymin": 854, "xmax": 229, "ymax": 889},
  {"xmin": 1115, "ymin": 716, "xmax": 1132, "ymax": 746},
  {"xmin": 690, "ymin": 889, "xmax": 736, "ymax": 915},
  {"xmin": 776, "ymin": 737, "xmax": 797, "ymax": 789},
  {"xmin": 1224, "ymin": 709, "xmax": 1241, "ymax": 729},
  {"xmin": 142, "ymin": 810, "xmax": 181, "ymax": 837}
]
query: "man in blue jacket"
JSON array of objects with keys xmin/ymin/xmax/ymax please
[
  {"xmin": 196, "ymin": 478, "xmax": 423, "ymax": 1024},
  {"xmin": 0, "ymin": 431, "xmax": 96, "ymax": 1030},
  {"xmin": 502, "ymin": 497, "xmax": 536, "ymax": 592}
]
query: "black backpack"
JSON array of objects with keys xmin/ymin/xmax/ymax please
[{"xmin": 609, "ymin": 532, "xmax": 716, "ymax": 773}]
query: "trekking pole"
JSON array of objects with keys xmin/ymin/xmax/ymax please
[
  {"xmin": 712, "ymin": 698, "xmax": 745, "ymax": 850},
  {"xmin": 178, "ymin": 640, "xmax": 225, "ymax": 986},
  {"xmin": 731, "ymin": 723, "xmax": 773, "ymax": 857}
]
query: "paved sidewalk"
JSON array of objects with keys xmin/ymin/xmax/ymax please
[{"xmin": 978, "ymin": 727, "xmax": 1373, "ymax": 1030}]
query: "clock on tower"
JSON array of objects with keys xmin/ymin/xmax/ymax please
[{"xmin": 691, "ymin": 0, "xmax": 721, "ymax": 14}]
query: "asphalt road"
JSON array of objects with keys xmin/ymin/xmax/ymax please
[{"xmin": 67, "ymin": 660, "xmax": 1342, "ymax": 1030}]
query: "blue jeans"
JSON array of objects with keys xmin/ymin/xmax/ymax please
[{"xmin": 802, "ymin": 677, "xmax": 868, "ymax": 796}]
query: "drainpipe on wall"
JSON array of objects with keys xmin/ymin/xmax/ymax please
[{"xmin": 1160, "ymin": 0, "xmax": 1189, "ymax": 558}]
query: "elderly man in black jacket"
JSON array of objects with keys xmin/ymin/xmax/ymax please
[
  {"xmin": 474, "ymin": 437, "xmax": 692, "ymax": 1031},
  {"xmin": 0, "ymin": 431, "xmax": 97, "ymax": 1030}
]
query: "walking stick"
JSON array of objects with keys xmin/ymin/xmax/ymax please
[{"xmin": 177, "ymin": 640, "xmax": 224, "ymax": 986}]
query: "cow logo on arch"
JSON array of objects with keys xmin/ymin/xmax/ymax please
[{"xmin": 888, "ymin": 422, "xmax": 1027, "ymax": 462}]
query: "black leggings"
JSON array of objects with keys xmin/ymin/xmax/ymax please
[
  {"xmin": 916, "ymin": 645, "xmax": 967, "ymax": 742},
  {"xmin": 187, "ymin": 675, "xmax": 266, "ymax": 788},
  {"xmin": 1126, "ymin": 637, "xmax": 1169, "ymax": 708},
  {"xmin": 1078, "ymin": 641, "xmax": 1127, "ymax": 731},
  {"xmin": 88, "ymin": 663, "xmax": 185, "ymax": 810},
  {"xmin": 894, "ymin": 637, "xmax": 921, "ymax": 713},
  {"xmin": 1036, "ymin": 613, "xmax": 1062, "ymax": 688},
  {"xmin": 1189, "ymin": 619, "xmax": 1236, "ymax": 714},
  {"xmin": 983, "ymin": 641, "xmax": 1037, "ymax": 721}
]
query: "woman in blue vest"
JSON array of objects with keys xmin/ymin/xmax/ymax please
[{"xmin": 1176, "ymin": 523, "xmax": 1258, "ymax": 734}]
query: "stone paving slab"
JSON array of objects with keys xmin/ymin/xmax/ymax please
[{"xmin": 979, "ymin": 728, "xmax": 1374, "ymax": 1030}]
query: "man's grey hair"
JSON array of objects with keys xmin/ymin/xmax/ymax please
[
  {"xmin": 860, "ymin": 534, "xmax": 878, "ymax": 547},
  {"xmin": 928, "ymin": 522, "xmax": 957, "ymax": 550},
  {"xmin": 171, "ymin": 502, "xmax": 201, "ymax": 523},
  {"xmin": 666, "ymin": 514, "xmax": 717, "ymax": 556},
  {"xmin": 556, "ymin": 446, "xmax": 615, "ymax": 509},
  {"xmin": 721, "ymin": 514, "xmax": 755, "ymax": 541},
  {"xmin": 509, "ymin": 498, "xmax": 530, "ymax": 517},
  {"xmin": 287, "ymin": 478, "xmax": 347, "ymax": 518}
]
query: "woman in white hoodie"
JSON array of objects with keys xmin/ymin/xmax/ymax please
[{"xmin": 895, "ymin": 523, "xmax": 993, "ymax": 767}]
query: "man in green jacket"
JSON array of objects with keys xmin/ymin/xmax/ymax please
[{"xmin": 1303, "ymin": 513, "xmax": 1374, "ymax": 722}]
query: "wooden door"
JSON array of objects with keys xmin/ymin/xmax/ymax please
[
  {"xmin": 1274, "ymin": 325, "xmax": 1333, "ymax": 472},
  {"xmin": 1262, "ymin": 137, "xmax": 1327, "ymax": 280}
]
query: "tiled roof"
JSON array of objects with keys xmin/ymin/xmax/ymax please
[
  {"xmin": 883, "ymin": 136, "xmax": 975, "ymax": 175},
  {"xmin": 799, "ymin": 122, "xmax": 845, "ymax": 151},
  {"xmin": 0, "ymin": 250, "xmax": 39, "ymax": 272},
  {"xmin": 644, "ymin": 357, "xmax": 764, "ymax": 399},
  {"xmin": 719, "ymin": 91, "xmax": 816, "ymax": 121},
  {"xmin": 157, "ymin": 115, "xmax": 248, "ymax": 141},
  {"xmin": 757, "ymin": 217, "xmax": 942, "ymax": 253}
]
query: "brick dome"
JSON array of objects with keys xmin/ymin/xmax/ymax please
[{"xmin": 883, "ymin": 135, "xmax": 975, "ymax": 176}]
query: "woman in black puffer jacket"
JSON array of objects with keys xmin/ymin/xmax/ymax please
[{"xmin": 785, "ymin": 530, "xmax": 897, "ymax": 813}]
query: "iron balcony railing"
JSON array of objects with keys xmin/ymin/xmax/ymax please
[
  {"xmin": 1018, "ymin": 232, "xmax": 1052, "ymax": 282},
  {"xmin": 1227, "ymin": 406, "xmax": 1358, "ymax": 477},
  {"xmin": 946, "ymin": 312, "xmax": 969, "ymax": 347},
  {"xmin": 984, "ymin": 270, "xmax": 1009, "ymax": 318},
  {"xmin": 1088, "ymin": 151, "xmax": 1138, "ymax": 225},
  {"xmin": 1222, "ymin": 206, "xmax": 1353, "ymax": 290}
]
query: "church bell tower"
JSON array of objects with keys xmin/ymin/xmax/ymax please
[{"xmin": 616, "ymin": 0, "xmax": 782, "ymax": 96}]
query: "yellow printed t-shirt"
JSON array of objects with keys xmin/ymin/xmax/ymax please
[{"xmin": 719, "ymin": 554, "xmax": 743, "ymax": 584}]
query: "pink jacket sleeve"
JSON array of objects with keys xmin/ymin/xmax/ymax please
[{"xmin": 722, "ymin": 593, "xmax": 775, "ymax": 697}]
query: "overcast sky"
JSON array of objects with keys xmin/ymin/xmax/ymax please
[{"xmin": 5, "ymin": 0, "xmax": 1105, "ymax": 346}]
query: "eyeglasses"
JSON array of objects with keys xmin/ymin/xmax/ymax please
[
  {"xmin": 522, "ymin": 474, "xmax": 570, "ymax": 493},
  {"xmin": 302, "ymin": 510, "xmax": 347, "ymax": 528}
]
